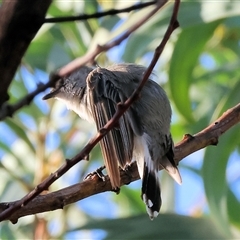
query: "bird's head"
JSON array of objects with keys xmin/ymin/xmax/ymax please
[{"xmin": 43, "ymin": 66, "xmax": 94, "ymax": 101}]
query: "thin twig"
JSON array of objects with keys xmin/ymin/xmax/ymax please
[
  {"xmin": 57, "ymin": 0, "xmax": 168, "ymax": 77},
  {"xmin": 0, "ymin": 0, "xmax": 168, "ymax": 121},
  {"xmin": 45, "ymin": 1, "xmax": 157, "ymax": 23},
  {"xmin": 0, "ymin": 0, "xmax": 179, "ymax": 222},
  {"xmin": 174, "ymin": 103, "xmax": 240, "ymax": 160},
  {"xmin": 0, "ymin": 77, "xmax": 56, "ymax": 121},
  {"xmin": 1, "ymin": 102, "xmax": 239, "ymax": 223}
]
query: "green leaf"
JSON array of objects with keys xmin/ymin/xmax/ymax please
[
  {"xmin": 179, "ymin": 1, "xmax": 240, "ymax": 29},
  {"xmin": 202, "ymin": 79, "xmax": 240, "ymax": 234},
  {"xmin": 47, "ymin": 42, "xmax": 71, "ymax": 72},
  {"xmin": 24, "ymin": 30, "xmax": 54, "ymax": 70},
  {"xmin": 4, "ymin": 119, "xmax": 35, "ymax": 153},
  {"xmin": 0, "ymin": 142, "xmax": 27, "ymax": 171},
  {"xmin": 222, "ymin": 17, "xmax": 240, "ymax": 56},
  {"xmin": 202, "ymin": 126, "xmax": 240, "ymax": 237},
  {"xmin": 169, "ymin": 20, "xmax": 221, "ymax": 122},
  {"xmin": 123, "ymin": 34, "xmax": 155, "ymax": 62},
  {"xmin": 122, "ymin": 6, "xmax": 170, "ymax": 62},
  {"xmin": 211, "ymin": 78, "xmax": 240, "ymax": 122},
  {"xmin": 80, "ymin": 214, "xmax": 225, "ymax": 239},
  {"xmin": 227, "ymin": 188, "xmax": 240, "ymax": 229},
  {"xmin": 0, "ymin": 222, "xmax": 17, "ymax": 240},
  {"xmin": 101, "ymin": 15, "xmax": 121, "ymax": 31},
  {"xmin": 113, "ymin": 185, "xmax": 145, "ymax": 216}
]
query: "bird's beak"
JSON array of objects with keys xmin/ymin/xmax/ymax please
[{"xmin": 42, "ymin": 88, "xmax": 60, "ymax": 100}]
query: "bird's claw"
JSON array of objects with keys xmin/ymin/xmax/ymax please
[{"xmin": 84, "ymin": 165, "xmax": 106, "ymax": 181}]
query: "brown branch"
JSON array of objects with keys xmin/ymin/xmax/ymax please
[
  {"xmin": 0, "ymin": 0, "xmax": 168, "ymax": 121},
  {"xmin": 0, "ymin": 0, "xmax": 178, "ymax": 222},
  {"xmin": 45, "ymin": 1, "xmax": 157, "ymax": 23},
  {"xmin": 1, "ymin": 102, "xmax": 239, "ymax": 223},
  {"xmin": 56, "ymin": 0, "xmax": 169, "ymax": 78},
  {"xmin": 174, "ymin": 103, "xmax": 240, "ymax": 160},
  {"xmin": 0, "ymin": 77, "xmax": 57, "ymax": 121},
  {"xmin": 0, "ymin": 0, "xmax": 52, "ymax": 107}
]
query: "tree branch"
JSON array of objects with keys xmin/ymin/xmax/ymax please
[
  {"xmin": 0, "ymin": 0, "xmax": 178, "ymax": 222},
  {"xmin": 0, "ymin": 0, "xmax": 168, "ymax": 121},
  {"xmin": 0, "ymin": 77, "xmax": 56, "ymax": 121},
  {"xmin": 174, "ymin": 103, "xmax": 240, "ymax": 160},
  {"xmin": 56, "ymin": 0, "xmax": 169, "ymax": 79},
  {"xmin": 0, "ymin": 102, "xmax": 239, "ymax": 223},
  {"xmin": 45, "ymin": 1, "xmax": 157, "ymax": 23},
  {"xmin": 0, "ymin": 0, "xmax": 52, "ymax": 107}
]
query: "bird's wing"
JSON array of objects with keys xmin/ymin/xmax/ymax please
[{"xmin": 87, "ymin": 69, "xmax": 134, "ymax": 189}]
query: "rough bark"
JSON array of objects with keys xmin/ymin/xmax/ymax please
[{"xmin": 0, "ymin": 0, "xmax": 52, "ymax": 106}]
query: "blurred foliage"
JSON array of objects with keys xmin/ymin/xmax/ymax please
[{"xmin": 0, "ymin": 0, "xmax": 240, "ymax": 239}]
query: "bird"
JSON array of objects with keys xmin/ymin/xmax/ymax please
[{"xmin": 43, "ymin": 63, "xmax": 182, "ymax": 219}]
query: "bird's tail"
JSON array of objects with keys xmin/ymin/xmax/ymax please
[
  {"xmin": 141, "ymin": 161, "xmax": 161, "ymax": 220},
  {"xmin": 134, "ymin": 136, "xmax": 162, "ymax": 220}
]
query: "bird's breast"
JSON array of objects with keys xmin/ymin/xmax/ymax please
[{"xmin": 56, "ymin": 97, "xmax": 94, "ymax": 122}]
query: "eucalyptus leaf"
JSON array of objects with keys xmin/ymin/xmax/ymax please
[
  {"xmin": 202, "ymin": 127, "xmax": 240, "ymax": 237},
  {"xmin": 80, "ymin": 214, "xmax": 225, "ymax": 239},
  {"xmin": 0, "ymin": 223, "xmax": 17, "ymax": 240},
  {"xmin": 227, "ymin": 187, "xmax": 240, "ymax": 229},
  {"xmin": 169, "ymin": 20, "xmax": 221, "ymax": 122},
  {"xmin": 4, "ymin": 119, "xmax": 35, "ymax": 153}
]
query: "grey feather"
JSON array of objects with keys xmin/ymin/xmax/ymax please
[
  {"xmin": 42, "ymin": 63, "xmax": 182, "ymax": 219},
  {"xmin": 86, "ymin": 68, "xmax": 134, "ymax": 188}
]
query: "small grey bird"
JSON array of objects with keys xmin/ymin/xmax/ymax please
[{"xmin": 43, "ymin": 63, "xmax": 182, "ymax": 219}]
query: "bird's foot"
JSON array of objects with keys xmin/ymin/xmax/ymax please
[
  {"xmin": 121, "ymin": 164, "xmax": 133, "ymax": 185},
  {"xmin": 84, "ymin": 165, "xmax": 106, "ymax": 181}
]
